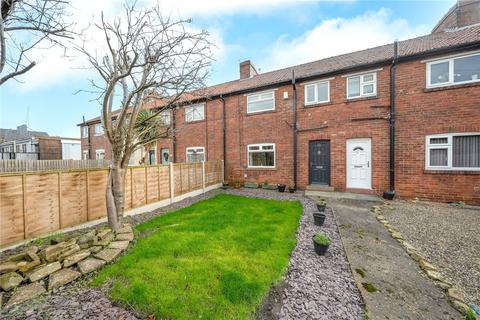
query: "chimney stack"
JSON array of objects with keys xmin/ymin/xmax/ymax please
[{"xmin": 239, "ymin": 60, "xmax": 258, "ymax": 79}]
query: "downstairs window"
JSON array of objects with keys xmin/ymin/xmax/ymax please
[
  {"xmin": 248, "ymin": 143, "xmax": 275, "ymax": 168},
  {"xmin": 426, "ymin": 133, "xmax": 480, "ymax": 170}
]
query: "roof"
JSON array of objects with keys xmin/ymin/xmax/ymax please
[
  {"xmin": 83, "ymin": 24, "xmax": 480, "ymax": 124},
  {"xmin": 0, "ymin": 125, "xmax": 49, "ymax": 143}
]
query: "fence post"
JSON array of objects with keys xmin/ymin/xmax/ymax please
[
  {"xmin": 169, "ymin": 162, "xmax": 174, "ymax": 204},
  {"xmin": 202, "ymin": 161, "xmax": 206, "ymax": 194},
  {"xmin": 58, "ymin": 172, "xmax": 62, "ymax": 229},
  {"xmin": 221, "ymin": 160, "xmax": 225, "ymax": 183},
  {"xmin": 22, "ymin": 174, "xmax": 27, "ymax": 240}
]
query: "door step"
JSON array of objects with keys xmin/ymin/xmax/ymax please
[{"xmin": 306, "ymin": 185, "xmax": 334, "ymax": 192}]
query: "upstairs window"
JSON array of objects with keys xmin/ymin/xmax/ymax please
[
  {"xmin": 426, "ymin": 133, "xmax": 480, "ymax": 170},
  {"xmin": 82, "ymin": 126, "xmax": 89, "ymax": 138},
  {"xmin": 160, "ymin": 110, "xmax": 171, "ymax": 126},
  {"xmin": 247, "ymin": 91, "xmax": 275, "ymax": 113},
  {"xmin": 248, "ymin": 143, "xmax": 275, "ymax": 168},
  {"xmin": 185, "ymin": 104, "xmax": 205, "ymax": 122},
  {"xmin": 305, "ymin": 81, "xmax": 330, "ymax": 105},
  {"xmin": 347, "ymin": 72, "xmax": 376, "ymax": 99},
  {"xmin": 186, "ymin": 147, "xmax": 205, "ymax": 163},
  {"xmin": 94, "ymin": 124, "xmax": 104, "ymax": 136},
  {"xmin": 427, "ymin": 52, "xmax": 480, "ymax": 87}
]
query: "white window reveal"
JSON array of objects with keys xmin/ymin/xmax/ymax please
[
  {"xmin": 82, "ymin": 126, "xmax": 88, "ymax": 138},
  {"xmin": 95, "ymin": 149, "xmax": 105, "ymax": 160},
  {"xmin": 94, "ymin": 124, "xmax": 104, "ymax": 136},
  {"xmin": 160, "ymin": 110, "xmax": 171, "ymax": 125},
  {"xmin": 186, "ymin": 147, "xmax": 205, "ymax": 163},
  {"xmin": 426, "ymin": 133, "xmax": 480, "ymax": 170},
  {"xmin": 185, "ymin": 104, "xmax": 205, "ymax": 122},
  {"xmin": 247, "ymin": 91, "xmax": 275, "ymax": 113},
  {"xmin": 248, "ymin": 143, "xmax": 275, "ymax": 168},
  {"xmin": 347, "ymin": 72, "xmax": 377, "ymax": 99},
  {"xmin": 427, "ymin": 52, "xmax": 480, "ymax": 87},
  {"xmin": 305, "ymin": 80, "xmax": 330, "ymax": 105}
]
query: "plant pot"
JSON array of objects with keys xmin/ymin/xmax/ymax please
[
  {"xmin": 278, "ymin": 184, "xmax": 286, "ymax": 192},
  {"xmin": 313, "ymin": 212, "xmax": 326, "ymax": 226},
  {"xmin": 288, "ymin": 187, "xmax": 295, "ymax": 193},
  {"xmin": 316, "ymin": 203, "xmax": 326, "ymax": 212},
  {"xmin": 221, "ymin": 182, "xmax": 228, "ymax": 190},
  {"xmin": 312, "ymin": 237, "xmax": 329, "ymax": 256}
]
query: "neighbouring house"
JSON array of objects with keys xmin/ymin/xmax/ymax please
[
  {"xmin": 79, "ymin": 1, "xmax": 480, "ymax": 204},
  {"xmin": 0, "ymin": 125, "xmax": 81, "ymax": 160}
]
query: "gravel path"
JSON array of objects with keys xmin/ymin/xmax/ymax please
[
  {"xmin": 381, "ymin": 200, "xmax": 480, "ymax": 307},
  {"xmin": 225, "ymin": 189, "xmax": 364, "ymax": 320}
]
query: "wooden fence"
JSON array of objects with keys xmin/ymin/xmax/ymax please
[
  {"xmin": 0, "ymin": 161, "xmax": 223, "ymax": 248},
  {"xmin": 0, "ymin": 159, "xmax": 110, "ymax": 173}
]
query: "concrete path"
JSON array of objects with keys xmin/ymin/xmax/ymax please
[{"xmin": 311, "ymin": 196, "xmax": 462, "ymax": 320}]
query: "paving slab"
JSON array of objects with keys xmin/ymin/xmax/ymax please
[{"xmin": 324, "ymin": 197, "xmax": 462, "ymax": 320}]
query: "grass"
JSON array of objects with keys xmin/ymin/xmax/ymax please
[
  {"xmin": 362, "ymin": 282, "xmax": 378, "ymax": 293},
  {"xmin": 92, "ymin": 194, "xmax": 303, "ymax": 319}
]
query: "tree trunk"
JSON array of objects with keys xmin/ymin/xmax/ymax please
[{"xmin": 105, "ymin": 157, "xmax": 126, "ymax": 231}]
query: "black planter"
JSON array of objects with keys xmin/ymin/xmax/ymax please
[
  {"xmin": 312, "ymin": 237, "xmax": 329, "ymax": 256},
  {"xmin": 288, "ymin": 187, "xmax": 295, "ymax": 193},
  {"xmin": 316, "ymin": 203, "xmax": 326, "ymax": 212},
  {"xmin": 313, "ymin": 212, "xmax": 326, "ymax": 226},
  {"xmin": 383, "ymin": 191, "xmax": 395, "ymax": 200},
  {"xmin": 277, "ymin": 184, "xmax": 286, "ymax": 192}
]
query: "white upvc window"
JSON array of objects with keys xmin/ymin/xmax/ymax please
[
  {"xmin": 82, "ymin": 126, "xmax": 88, "ymax": 138},
  {"xmin": 247, "ymin": 143, "xmax": 275, "ymax": 168},
  {"xmin": 82, "ymin": 150, "xmax": 89, "ymax": 160},
  {"xmin": 160, "ymin": 110, "xmax": 171, "ymax": 126},
  {"xmin": 185, "ymin": 104, "xmax": 205, "ymax": 122},
  {"xmin": 247, "ymin": 91, "xmax": 275, "ymax": 113},
  {"xmin": 95, "ymin": 149, "xmax": 105, "ymax": 160},
  {"xmin": 425, "ymin": 133, "xmax": 480, "ymax": 170},
  {"xmin": 186, "ymin": 147, "xmax": 205, "ymax": 163},
  {"xmin": 427, "ymin": 52, "xmax": 480, "ymax": 88},
  {"xmin": 304, "ymin": 80, "xmax": 330, "ymax": 105},
  {"xmin": 94, "ymin": 124, "xmax": 104, "ymax": 136},
  {"xmin": 347, "ymin": 72, "xmax": 377, "ymax": 99}
]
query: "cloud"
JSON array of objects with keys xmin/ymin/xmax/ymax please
[{"xmin": 263, "ymin": 8, "xmax": 429, "ymax": 70}]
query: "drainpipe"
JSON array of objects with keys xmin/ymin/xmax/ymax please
[
  {"xmin": 220, "ymin": 95, "xmax": 226, "ymax": 182},
  {"xmin": 383, "ymin": 41, "xmax": 398, "ymax": 200},
  {"xmin": 292, "ymin": 70, "xmax": 298, "ymax": 189},
  {"xmin": 172, "ymin": 106, "xmax": 177, "ymax": 163}
]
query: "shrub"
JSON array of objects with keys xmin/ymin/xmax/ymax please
[
  {"xmin": 313, "ymin": 233, "xmax": 331, "ymax": 246},
  {"xmin": 466, "ymin": 308, "xmax": 476, "ymax": 320}
]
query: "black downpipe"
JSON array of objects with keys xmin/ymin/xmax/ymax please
[
  {"xmin": 220, "ymin": 95, "xmax": 226, "ymax": 182},
  {"xmin": 384, "ymin": 41, "xmax": 398, "ymax": 200},
  {"xmin": 292, "ymin": 70, "xmax": 298, "ymax": 189},
  {"xmin": 172, "ymin": 107, "xmax": 177, "ymax": 163}
]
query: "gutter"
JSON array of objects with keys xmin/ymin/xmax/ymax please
[
  {"xmin": 383, "ymin": 40, "xmax": 399, "ymax": 201},
  {"xmin": 220, "ymin": 95, "xmax": 226, "ymax": 181},
  {"xmin": 291, "ymin": 70, "xmax": 298, "ymax": 189}
]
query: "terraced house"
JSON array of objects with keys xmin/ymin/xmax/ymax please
[{"xmin": 80, "ymin": 2, "xmax": 480, "ymax": 204}]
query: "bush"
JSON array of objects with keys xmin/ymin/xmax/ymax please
[
  {"xmin": 313, "ymin": 232, "xmax": 331, "ymax": 246},
  {"xmin": 466, "ymin": 308, "xmax": 476, "ymax": 320}
]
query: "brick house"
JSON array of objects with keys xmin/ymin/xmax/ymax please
[{"xmin": 80, "ymin": 2, "xmax": 480, "ymax": 204}]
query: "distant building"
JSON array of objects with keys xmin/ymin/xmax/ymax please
[{"xmin": 0, "ymin": 125, "xmax": 81, "ymax": 160}]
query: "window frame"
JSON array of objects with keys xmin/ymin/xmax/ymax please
[
  {"xmin": 186, "ymin": 146, "xmax": 205, "ymax": 163},
  {"xmin": 346, "ymin": 72, "xmax": 377, "ymax": 99},
  {"xmin": 246, "ymin": 90, "xmax": 275, "ymax": 114},
  {"xmin": 425, "ymin": 132, "xmax": 480, "ymax": 171},
  {"xmin": 304, "ymin": 80, "xmax": 330, "ymax": 105},
  {"xmin": 247, "ymin": 143, "xmax": 276, "ymax": 169},
  {"xmin": 82, "ymin": 126, "xmax": 89, "ymax": 138},
  {"xmin": 160, "ymin": 110, "xmax": 171, "ymax": 126},
  {"xmin": 426, "ymin": 52, "xmax": 480, "ymax": 88},
  {"xmin": 95, "ymin": 149, "xmax": 105, "ymax": 160},
  {"xmin": 82, "ymin": 150, "xmax": 89, "ymax": 160},
  {"xmin": 94, "ymin": 124, "xmax": 104, "ymax": 136},
  {"xmin": 185, "ymin": 103, "xmax": 205, "ymax": 123}
]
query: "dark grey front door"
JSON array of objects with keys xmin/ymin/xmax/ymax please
[{"xmin": 309, "ymin": 140, "xmax": 330, "ymax": 185}]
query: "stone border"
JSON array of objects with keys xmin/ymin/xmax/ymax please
[
  {"xmin": 0, "ymin": 224, "xmax": 134, "ymax": 309},
  {"xmin": 371, "ymin": 204, "xmax": 472, "ymax": 316}
]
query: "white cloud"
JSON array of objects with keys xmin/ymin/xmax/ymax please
[{"xmin": 264, "ymin": 8, "xmax": 429, "ymax": 70}]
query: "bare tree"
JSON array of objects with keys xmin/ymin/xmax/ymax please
[
  {"xmin": 77, "ymin": 3, "xmax": 212, "ymax": 230},
  {"xmin": 0, "ymin": 0, "xmax": 73, "ymax": 85}
]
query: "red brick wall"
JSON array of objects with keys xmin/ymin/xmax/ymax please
[{"xmin": 80, "ymin": 125, "xmax": 112, "ymax": 160}]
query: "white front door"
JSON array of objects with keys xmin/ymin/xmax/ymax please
[{"xmin": 346, "ymin": 138, "xmax": 372, "ymax": 189}]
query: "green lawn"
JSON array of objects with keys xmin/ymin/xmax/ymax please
[{"xmin": 92, "ymin": 194, "xmax": 303, "ymax": 319}]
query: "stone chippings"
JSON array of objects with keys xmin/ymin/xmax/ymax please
[{"xmin": 225, "ymin": 188, "xmax": 364, "ymax": 320}]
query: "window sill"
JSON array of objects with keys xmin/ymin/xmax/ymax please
[
  {"xmin": 246, "ymin": 167, "xmax": 277, "ymax": 171},
  {"xmin": 424, "ymin": 169, "xmax": 480, "ymax": 175},
  {"xmin": 246, "ymin": 109, "xmax": 276, "ymax": 116},
  {"xmin": 424, "ymin": 81, "xmax": 480, "ymax": 92},
  {"xmin": 345, "ymin": 95, "xmax": 378, "ymax": 103},
  {"xmin": 304, "ymin": 102, "xmax": 332, "ymax": 108},
  {"xmin": 185, "ymin": 119, "xmax": 206, "ymax": 124}
]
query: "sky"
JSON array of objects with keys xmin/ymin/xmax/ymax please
[{"xmin": 0, "ymin": 0, "xmax": 456, "ymax": 138}]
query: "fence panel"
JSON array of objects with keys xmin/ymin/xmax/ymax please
[
  {"xmin": 0, "ymin": 161, "xmax": 222, "ymax": 248},
  {"xmin": 0, "ymin": 159, "xmax": 109, "ymax": 173}
]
